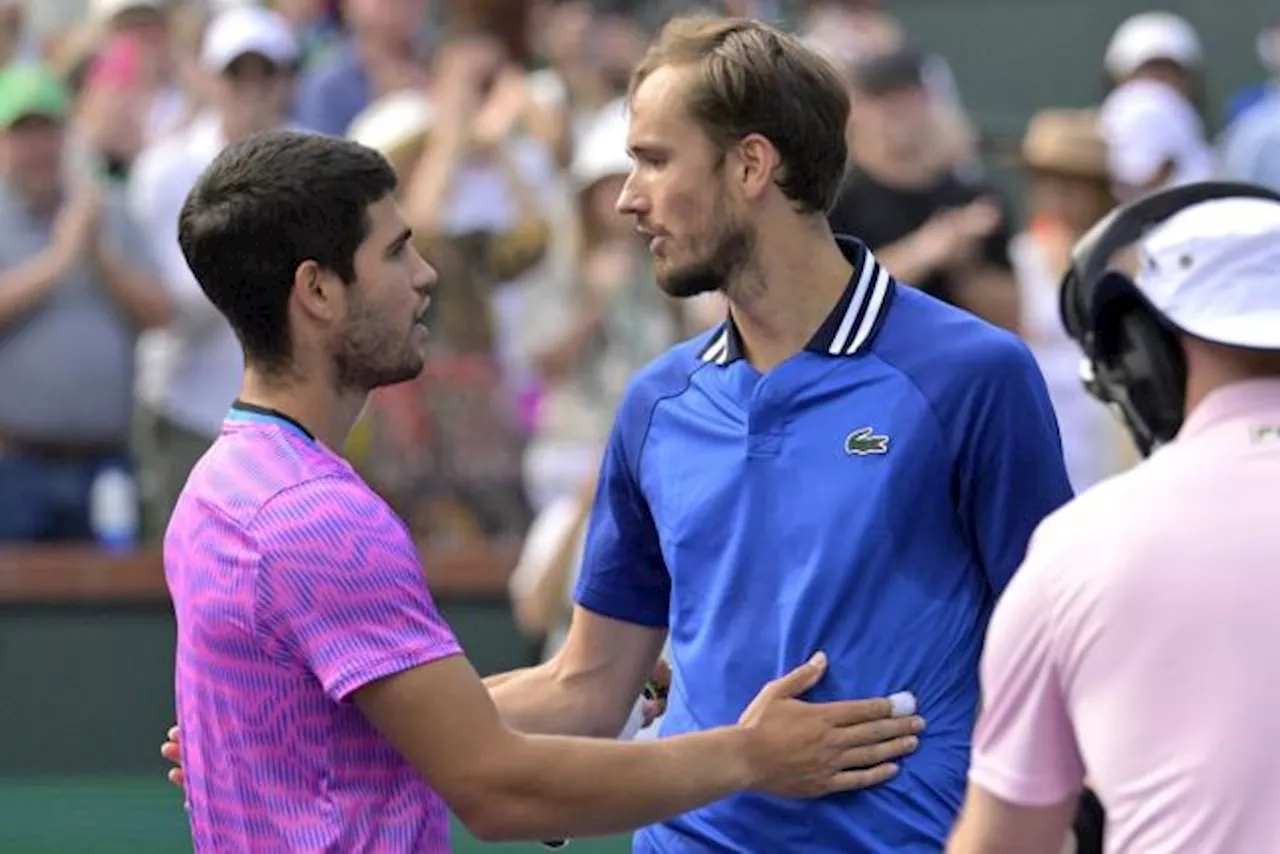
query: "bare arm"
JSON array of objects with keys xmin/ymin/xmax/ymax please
[
  {"xmin": 356, "ymin": 649, "xmax": 911, "ymax": 842},
  {"xmin": 877, "ymin": 199, "xmax": 1004, "ymax": 292},
  {"xmin": 486, "ymin": 607, "xmax": 667, "ymax": 736},
  {"xmin": 401, "ymin": 124, "xmax": 469, "ymax": 238},
  {"xmin": 0, "ymin": 249, "xmax": 67, "ymax": 327},
  {"xmin": 95, "ymin": 240, "xmax": 172, "ymax": 329},
  {"xmin": 511, "ymin": 492, "xmax": 592, "ymax": 638},
  {"xmin": 947, "ymin": 783, "xmax": 1079, "ymax": 854},
  {"xmin": 875, "ymin": 226, "xmax": 952, "ymax": 286},
  {"xmin": 355, "ymin": 653, "xmax": 750, "ymax": 841},
  {"xmin": 0, "ymin": 188, "xmax": 101, "ymax": 327},
  {"xmin": 531, "ymin": 243, "xmax": 636, "ymax": 382},
  {"xmin": 484, "ymin": 146, "xmax": 550, "ymax": 281}
]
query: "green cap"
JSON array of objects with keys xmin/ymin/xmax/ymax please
[{"xmin": 0, "ymin": 64, "xmax": 70, "ymax": 129}]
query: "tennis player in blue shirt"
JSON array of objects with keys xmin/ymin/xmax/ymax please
[
  {"xmin": 493, "ymin": 17, "xmax": 1072, "ymax": 851},
  {"xmin": 163, "ymin": 15, "xmax": 1072, "ymax": 853}
]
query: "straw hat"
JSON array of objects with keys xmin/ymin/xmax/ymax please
[{"xmin": 1021, "ymin": 108, "xmax": 1108, "ymax": 179}]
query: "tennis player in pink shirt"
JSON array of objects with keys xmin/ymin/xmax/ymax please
[
  {"xmin": 165, "ymin": 129, "xmax": 924, "ymax": 852},
  {"xmin": 949, "ymin": 184, "xmax": 1280, "ymax": 853}
]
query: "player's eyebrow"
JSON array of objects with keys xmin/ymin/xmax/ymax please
[
  {"xmin": 385, "ymin": 227, "xmax": 412, "ymax": 257},
  {"xmin": 628, "ymin": 142, "xmax": 668, "ymax": 161}
]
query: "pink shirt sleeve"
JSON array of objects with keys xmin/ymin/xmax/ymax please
[
  {"xmin": 968, "ymin": 533, "xmax": 1086, "ymax": 807},
  {"xmin": 252, "ymin": 475, "xmax": 462, "ymax": 702}
]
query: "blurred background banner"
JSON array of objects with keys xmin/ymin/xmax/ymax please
[{"xmin": 1, "ymin": 0, "xmax": 1277, "ymax": 849}]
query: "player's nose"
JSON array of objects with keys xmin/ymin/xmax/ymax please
[
  {"xmin": 616, "ymin": 175, "xmax": 648, "ymax": 217},
  {"xmin": 412, "ymin": 250, "xmax": 437, "ymax": 295}
]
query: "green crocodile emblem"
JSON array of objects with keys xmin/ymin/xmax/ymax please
[{"xmin": 844, "ymin": 426, "xmax": 889, "ymax": 456}]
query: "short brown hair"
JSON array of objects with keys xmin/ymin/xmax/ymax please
[{"xmin": 630, "ymin": 16, "xmax": 850, "ymax": 215}]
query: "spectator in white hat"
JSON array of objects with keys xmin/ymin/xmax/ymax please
[
  {"xmin": 1099, "ymin": 12, "xmax": 1215, "ymax": 202},
  {"xmin": 127, "ymin": 4, "xmax": 302, "ymax": 539},
  {"xmin": 950, "ymin": 188, "xmax": 1280, "ymax": 854},
  {"xmin": 1104, "ymin": 11, "xmax": 1203, "ymax": 96}
]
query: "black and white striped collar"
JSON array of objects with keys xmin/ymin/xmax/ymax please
[{"xmin": 699, "ymin": 236, "xmax": 895, "ymax": 366}]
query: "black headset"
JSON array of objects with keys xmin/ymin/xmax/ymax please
[{"xmin": 1059, "ymin": 180, "xmax": 1280, "ymax": 457}]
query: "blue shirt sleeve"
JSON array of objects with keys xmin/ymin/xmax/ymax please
[
  {"xmin": 573, "ymin": 394, "xmax": 671, "ymax": 628},
  {"xmin": 952, "ymin": 337, "xmax": 1075, "ymax": 595}
]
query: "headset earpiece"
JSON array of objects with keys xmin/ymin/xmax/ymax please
[
  {"xmin": 1059, "ymin": 180, "xmax": 1280, "ymax": 456},
  {"xmin": 1093, "ymin": 290, "xmax": 1187, "ymax": 451}
]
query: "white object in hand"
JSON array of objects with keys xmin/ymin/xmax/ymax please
[{"xmin": 888, "ymin": 691, "xmax": 917, "ymax": 718}]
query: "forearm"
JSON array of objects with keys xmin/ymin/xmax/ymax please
[
  {"xmin": 402, "ymin": 132, "xmax": 466, "ymax": 236},
  {"xmin": 98, "ymin": 253, "xmax": 172, "ymax": 329},
  {"xmin": 485, "ymin": 660, "xmax": 625, "ymax": 737},
  {"xmin": 874, "ymin": 231, "xmax": 944, "ymax": 285},
  {"xmin": 0, "ymin": 250, "xmax": 64, "ymax": 327},
  {"xmin": 482, "ymin": 667, "xmax": 527, "ymax": 691},
  {"xmin": 468, "ymin": 727, "xmax": 751, "ymax": 841}
]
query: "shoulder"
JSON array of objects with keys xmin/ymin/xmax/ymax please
[
  {"xmin": 619, "ymin": 329, "xmax": 717, "ymax": 418},
  {"xmin": 1223, "ymin": 99, "xmax": 1280, "ymax": 152},
  {"xmin": 607, "ymin": 329, "xmax": 718, "ymax": 461},
  {"xmin": 1016, "ymin": 456, "xmax": 1177, "ymax": 596},
  {"xmin": 192, "ymin": 429, "xmax": 369, "ymax": 526},
  {"xmin": 1033, "ymin": 447, "xmax": 1177, "ymax": 549},
  {"xmin": 876, "ymin": 286, "xmax": 1037, "ymax": 390},
  {"xmin": 872, "ymin": 289, "xmax": 1048, "ymax": 449},
  {"xmin": 250, "ymin": 469, "xmax": 416, "ymax": 573},
  {"xmin": 256, "ymin": 467, "xmax": 400, "ymax": 532}
]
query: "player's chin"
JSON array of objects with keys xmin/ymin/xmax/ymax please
[{"xmin": 377, "ymin": 350, "xmax": 426, "ymax": 388}]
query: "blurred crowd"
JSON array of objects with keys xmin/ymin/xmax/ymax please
[{"xmin": 0, "ymin": 0, "xmax": 1277, "ymax": 645}]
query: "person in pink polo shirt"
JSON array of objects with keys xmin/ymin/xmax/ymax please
[{"xmin": 948, "ymin": 183, "xmax": 1280, "ymax": 854}]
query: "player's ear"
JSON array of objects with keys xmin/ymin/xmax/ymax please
[
  {"xmin": 292, "ymin": 259, "xmax": 343, "ymax": 324},
  {"xmin": 734, "ymin": 133, "xmax": 779, "ymax": 201}
]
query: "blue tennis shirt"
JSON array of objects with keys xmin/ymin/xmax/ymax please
[{"xmin": 575, "ymin": 237, "xmax": 1074, "ymax": 852}]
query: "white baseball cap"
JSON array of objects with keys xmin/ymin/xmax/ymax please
[
  {"xmin": 571, "ymin": 99, "xmax": 631, "ymax": 192},
  {"xmin": 1135, "ymin": 196, "xmax": 1280, "ymax": 350},
  {"xmin": 1105, "ymin": 11, "xmax": 1202, "ymax": 79},
  {"xmin": 201, "ymin": 6, "xmax": 299, "ymax": 73}
]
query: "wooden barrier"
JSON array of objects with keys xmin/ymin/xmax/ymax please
[{"xmin": 0, "ymin": 541, "xmax": 521, "ymax": 604}]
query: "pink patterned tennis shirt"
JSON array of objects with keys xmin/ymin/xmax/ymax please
[{"xmin": 165, "ymin": 406, "xmax": 462, "ymax": 852}]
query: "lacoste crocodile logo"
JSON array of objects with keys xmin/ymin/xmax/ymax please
[{"xmin": 844, "ymin": 426, "xmax": 889, "ymax": 456}]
